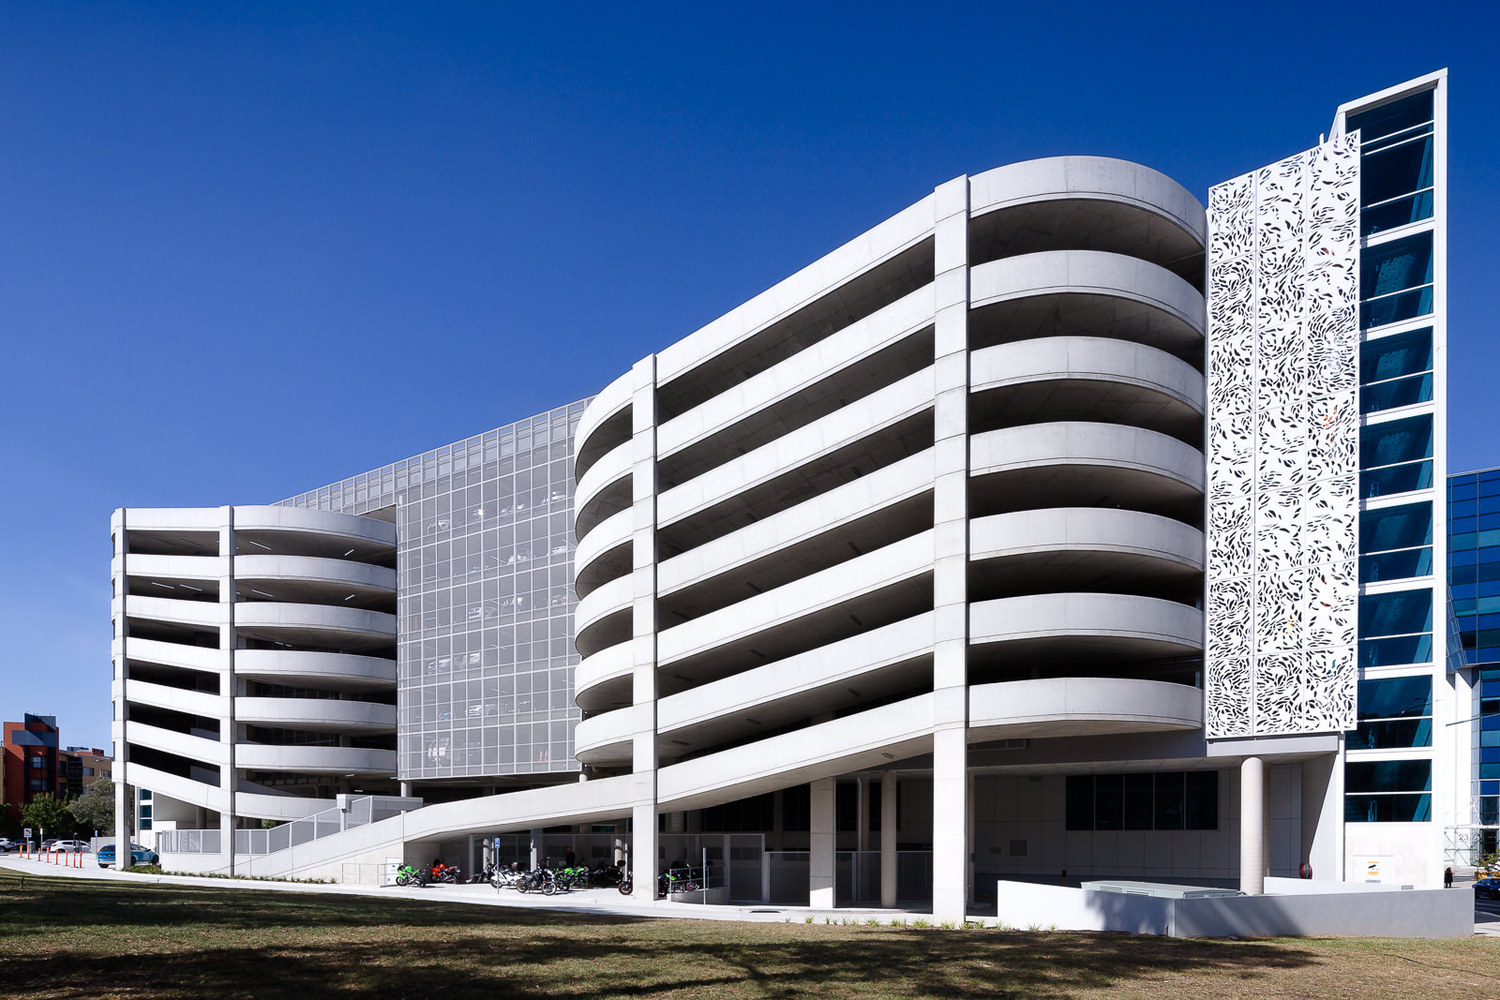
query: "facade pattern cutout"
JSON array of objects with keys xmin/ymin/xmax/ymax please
[{"xmin": 1205, "ymin": 133, "xmax": 1361, "ymax": 738}]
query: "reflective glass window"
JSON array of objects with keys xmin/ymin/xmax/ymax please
[
  {"xmin": 1184, "ymin": 772, "xmax": 1218, "ymax": 829},
  {"xmin": 1362, "ymin": 373, "xmax": 1433, "ymax": 413},
  {"xmin": 1356, "ymin": 675, "xmax": 1432, "ymax": 718},
  {"xmin": 1349, "ymin": 718, "xmax": 1432, "ymax": 749},
  {"xmin": 1360, "ymin": 502, "xmax": 1432, "ymax": 553},
  {"xmin": 1094, "ymin": 773, "xmax": 1123, "ymax": 830},
  {"xmin": 1154, "ymin": 772, "xmax": 1185, "ymax": 830},
  {"xmin": 1345, "ymin": 793, "xmax": 1431, "ymax": 822},
  {"xmin": 1065, "ymin": 775, "xmax": 1094, "ymax": 830},
  {"xmin": 1361, "ymin": 415, "xmax": 1433, "ymax": 470},
  {"xmin": 1348, "ymin": 90, "xmax": 1433, "ymax": 149},
  {"xmin": 1346, "ymin": 758, "xmax": 1431, "ymax": 793},
  {"xmin": 1364, "ymin": 192, "xmax": 1434, "ymax": 237},
  {"xmin": 1363, "ymin": 460, "xmax": 1433, "ymax": 499},
  {"xmin": 1360, "ymin": 232, "xmax": 1434, "ymax": 328},
  {"xmin": 1360, "ymin": 328, "xmax": 1433, "ymax": 414},
  {"xmin": 1363, "ymin": 135, "xmax": 1435, "ymax": 205},
  {"xmin": 1123, "ymin": 773, "xmax": 1153, "ymax": 830},
  {"xmin": 1360, "ymin": 633, "xmax": 1433, "ymax": 667},
  {"xmin": 1359, "ymin": 590, "xmax": 1433, "ymax": 638},
  {"xmin": 1360, "ymin": 547, "xmax": 1432, "ymax": 583}
]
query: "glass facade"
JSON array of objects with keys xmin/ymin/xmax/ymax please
[
  {"xmin": 1064, "ymin": 772, "xmax": 1218, "ymax": 831},
  {"xmin": 1360, "ymin": 327, "xmax": 1433, "ymax": 415},
  {"xmin": 280, "ymin": 399, "xmax": 591, "ymax": 782},
  {"xmin": 1345, "ymin": 83, "xmax": 1443, "ymax": 826},
  {"xmin": 1450, "ymin": 469, "xmax": 1500, "ymax": 835},
  {"xmin": 1347, "ymin": 88, "xmax": 1435, "ymax": 238}
]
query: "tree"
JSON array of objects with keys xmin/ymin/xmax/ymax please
[
  {"xmin": 21, "ymin": 793, "xmax": 73, "ymax": 842},
  {"xmin": 68, "ymin": 778, "xmax": 116, "ymax": 836}
]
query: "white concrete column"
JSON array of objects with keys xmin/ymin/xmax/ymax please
[
  {"xmin": 629, "ymin": 355, "xmax": 660, "ymax": 903},
  {"xmin": 111, "ymin": 509, "xmax": 129, "ymax": 865},
  {"xmin": 930, "ymin": 173, "xmax": 971, "ymax": 925},
  {"xmin": 1241, "ymin": 756, "xmax": 1265, "ymax": 895},
  {"xmin": 529, "ymin": 827, "xmax": 543, "ymax": 870},
  {"xmin": 810, "ymin": 777, "xmax": 837, "ymax": 909},
  {"xmin": 880, "ymin": 770, "xmax": 897, "ymax": 908},
  {"xmin": 220, "ymin": 506, "xmax": 237, "ymax": 875}
]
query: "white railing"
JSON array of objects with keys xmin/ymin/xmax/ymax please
[{"xmin": 158, "ymin": 795, "xmax": 419, "ymax": 856}]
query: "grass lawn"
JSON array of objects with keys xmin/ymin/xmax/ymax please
[{"xmin": 2, "ymin": 870, "xmax": 1498, "ymax": 999}]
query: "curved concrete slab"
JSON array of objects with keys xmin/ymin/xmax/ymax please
[
  {"xmin": 970, "ymin": 336, "xmax": 1204, "ymax": 413},
  {"xmin": 969, "ymin": 592, "xmax": 1203, "ymax": 654},
  {"xmin": 234, "ymin": 744, "xmax": 396, "ymax": 775},
  {"xmin": 574, "ymin": 639, "xmax": 634, "ymax": 712},
  {"xmin": 969, "ymin": 156, "xmax": 1206, "ymax": 248},
  {"xmin": 235, "ymin": 649, "xmax": 396, "ymax": 689},
  {"xmin": 970, "ymin": 251, "xmax": 1205, "ymax": 335},
  {"xmin": 968, "ymin": 676, "xmax": 1202, "ymax": 741}
]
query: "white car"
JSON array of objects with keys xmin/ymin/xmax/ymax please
[
  {"xmin": 50, "ymin": 839, "xmax": 91, "ymax": 852},
  {"xmin": 0, "ymin": 838, "xmax": 15, "ymax": 853}
]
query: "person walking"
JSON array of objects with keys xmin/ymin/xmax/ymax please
[{"xmin": 1445, "ymin": 866, "xmax": 1454, "ymax": 888}]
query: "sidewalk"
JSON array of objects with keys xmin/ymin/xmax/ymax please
[{"xmin": 0, "ymin": 853, "xmax": 922, "ymax": 925}]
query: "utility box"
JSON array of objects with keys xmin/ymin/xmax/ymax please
[{"xmin": 1081, "ymin": 880, "xmax": 1241, "ymax": 899}]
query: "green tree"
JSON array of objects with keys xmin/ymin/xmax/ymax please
[
  {"xmin": 21, "ymin": 793, "xmax": 73, "ymax": 842},
  {"xmin": 68, "ymin": 778, "xmax": 116, "ymax": 836}
]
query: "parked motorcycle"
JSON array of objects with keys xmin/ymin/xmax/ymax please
[
  {"xmin": 491, "ymin": 862, "xmax": 524, "ymax": 890},
  {"xmin": 430, "ymin": 862, "xmax": 462, "ymax": 884},
  {"xmin": 515, "ymin": 866, "xmax": 559, "ymax": 895},
  {"xmin": 395, "ymin": 863, "xmax": 426, "ymax": 887}
]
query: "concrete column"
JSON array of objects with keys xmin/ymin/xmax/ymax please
[
  {"xmin": 629, "ymin": 355, "xmax": 660, "ymax": 903},
  {"xmin": 529, "ymin": 827, "xmax": 543, "ymax": 870},
  {"xmin": 1300, "ymin": 753, "xmax": 1339, "ymax": 879},
  {"xmin": 810, "ymin": 776, "xmax": 836, "ymax": 909},
  {"xmin": 930, "ymin": 173, "xmax": 971, "ymax": 925},
  {"xmin": 220, "ymin": 506, "xmax": 236, "ymax": 875},
  {"xmin": 111, "ymin": 509, "xmax": 129, "ymax": 866},
  {"xmin": 1241, "ymin": 756, "xmax": 1265, "ymax": 895},
  {"xmin": 880, "ymin": 771, "xmax": 898, "ymax": 908}
]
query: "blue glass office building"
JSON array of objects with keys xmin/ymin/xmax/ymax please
[{"xmin": 1449, "ymin": 468, "xmax": 1500, "ymax": 856}]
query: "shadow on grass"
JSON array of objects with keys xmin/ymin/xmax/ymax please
[{"xmin": 0, "ymin": 870, "xmax": 1320, "ymax": 999}]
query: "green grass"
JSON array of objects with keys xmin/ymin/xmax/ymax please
[{"xmin": 2, "ymin": 869, "xmax": 1499, "ymax": 998}]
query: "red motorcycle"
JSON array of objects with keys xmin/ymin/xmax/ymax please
[{"xmin": 429, "ymin": 862, "xmax": 462, "ymax": 884}]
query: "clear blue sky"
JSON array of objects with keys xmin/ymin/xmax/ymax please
[{"xmin": 1, "ymin": 2, "xmax": 1492, "ymax": 750}]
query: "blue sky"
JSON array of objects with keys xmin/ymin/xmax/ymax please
[{"xmin": 0, "ymin": 2, "xmax": 1492, "ymax": 749}]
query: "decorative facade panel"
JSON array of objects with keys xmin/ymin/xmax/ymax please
[{"xmin": 1205, "ymin": 133, "xmax": 1360, "ymax": 738}]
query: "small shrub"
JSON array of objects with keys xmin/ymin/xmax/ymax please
[
  {"xmin": 864, "ymin": 919, "xmax": 880, "ymax": 927},
  {"xmin": 911, "ymin": 918, "xmax": 930, "ymax": 928},
  {"xmin": 939, "ymin": 921, "xmax": 956, "ymax": 929}
]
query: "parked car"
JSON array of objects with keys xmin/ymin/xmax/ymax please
[
  {"xmin": 96, "ymin": 843, "xmax": 159, "ymax": 868},
  {"xmin": 1474, "ymin": 877, "xmax": 1500, "ymax": 900},
  {"xmin": 51, "ymin": 839, "xmax": 91, "ymax": 852},
  {"xmin": 0, "ymin": 838, "xmax": 15, "ymax": 853}
]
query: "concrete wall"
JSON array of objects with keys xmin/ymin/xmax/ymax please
[
  {"xmin": 994, "ymin": 878, "xmax": 1472, "ymax": 938},
  {"xmin": 972, "ymin": 766, "xmax": 1306, "ymax": 891}
]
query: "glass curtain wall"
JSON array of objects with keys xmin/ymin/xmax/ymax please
[
  {"xmin": 280, "ymin": 398, "xmax": 592, "ymax": 782},
  {"xmin": 1344, "ymin": 83, "xmax": 1442, "ymax": 824},
  {"xmin": 1450, "ymin": 469, "xmax": 1500, "ymax": 844}
]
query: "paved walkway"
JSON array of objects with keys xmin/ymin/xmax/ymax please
[{"xmin": 0, "ymin": 853, "xmax": 916, "ymax": 924}]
